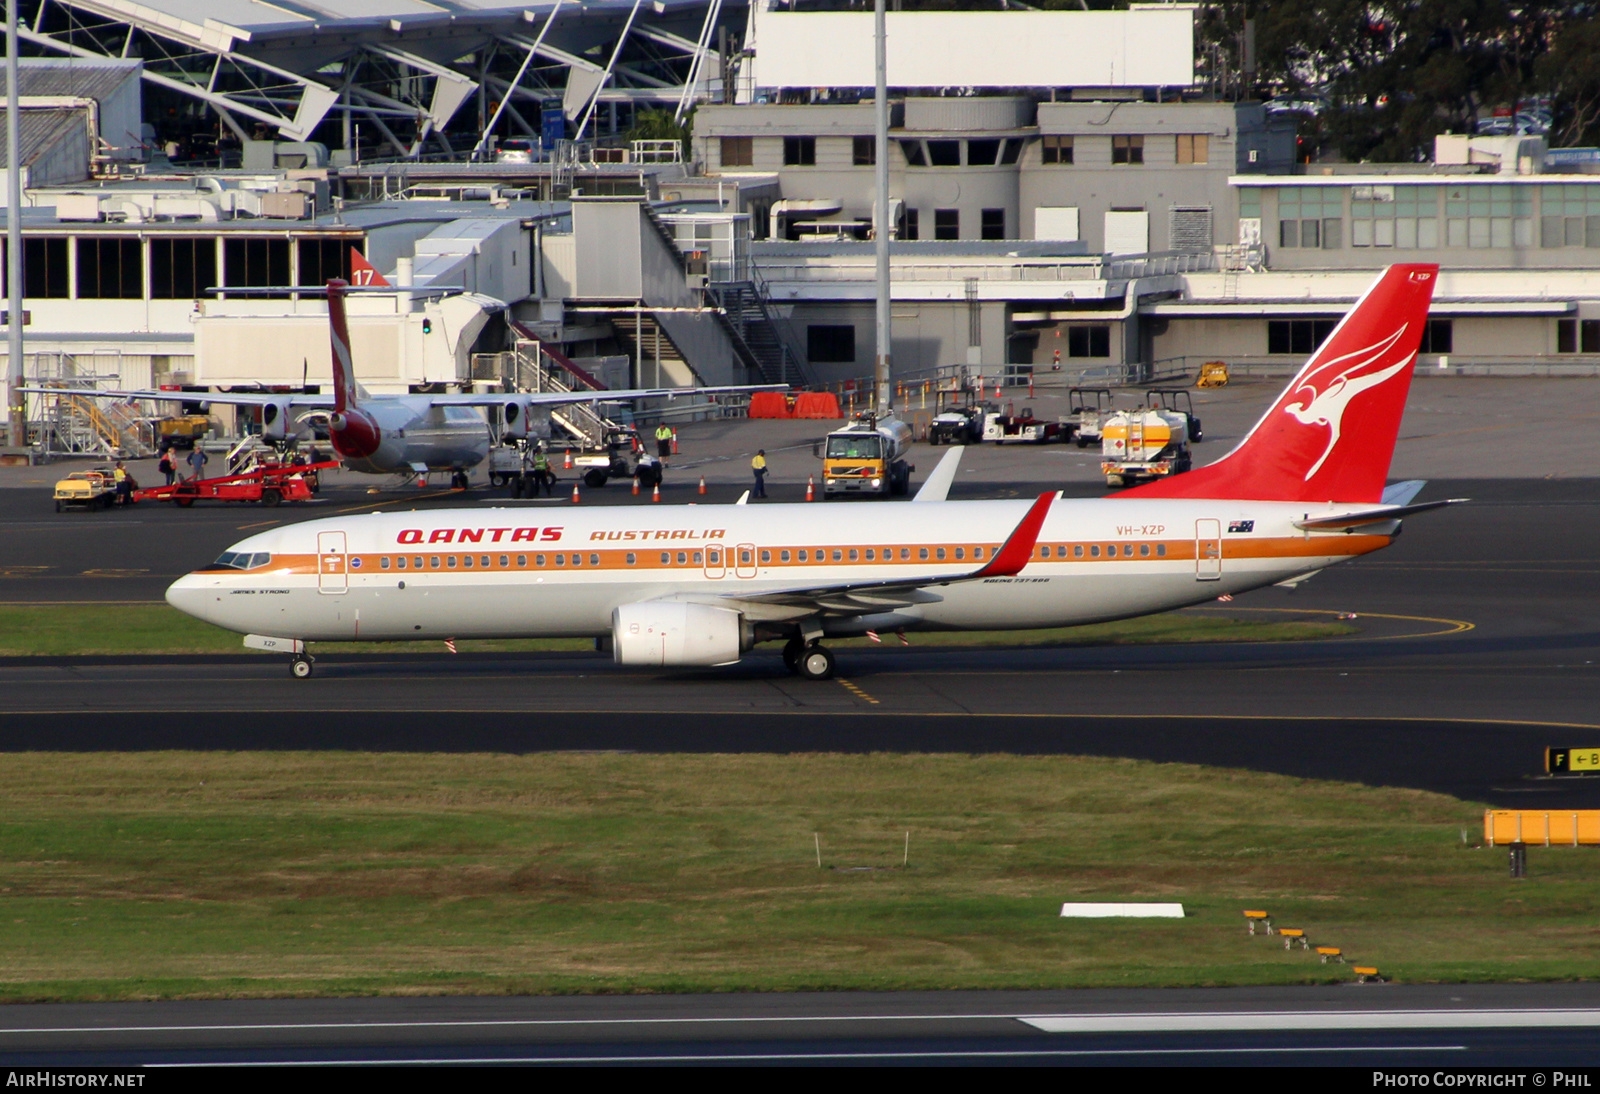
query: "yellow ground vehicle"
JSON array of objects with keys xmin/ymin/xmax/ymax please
[
  {"xmin": 53, "ymin": 468, "xmax": 118, "ymax": 512},
  {"xmin": 1100, "ymin": 406, "xmax": 1191, "ymax": 487},
  {"xmin": 821, "ymin": 413, "xmax": 914, "ymax": 498},
  {"xmin": 158, "ymin": 415, "xmax": 211, "ymax": 448}
]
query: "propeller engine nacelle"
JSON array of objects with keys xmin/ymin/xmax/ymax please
[
  {"xmin": 259, "ymin": 398, "xmax": 298, "ymax": 443},
  {"xmin": 500, "ymin": 396, "xmax": 536, "ymax": 441},
  {"xmin": 328, "ymin": 406, "xmax": 382, "ymax": 459}
]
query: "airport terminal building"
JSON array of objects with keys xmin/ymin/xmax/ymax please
[{"xmin": 4, "ymin": 0, "xmax": 1600, "ymax": 455}]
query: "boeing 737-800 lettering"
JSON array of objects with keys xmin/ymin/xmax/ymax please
[{"xmin": 167, "ymin": 264, "xmax": 1458, "ymax": 680}]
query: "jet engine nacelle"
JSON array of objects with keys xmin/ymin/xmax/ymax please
[
  {"xmin": 259, "ymin": 398, "xmax": 298, "ymax": 443},
  {"xmin": 612, "ymin": 602, "xmax": 749, "ymax": 667},
  {"xmin": 500, "ymin": 396, "xmax": 535, "ymax": 440}
]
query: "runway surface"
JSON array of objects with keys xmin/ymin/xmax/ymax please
[{"xmin": 5, "ymin": 985, "xmax": 1600, "ymax": 1066}]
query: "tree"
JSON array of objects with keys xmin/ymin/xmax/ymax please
[
  {"xmin": 1535, "ymin": 7, "xmax": 1600, "ymax": 146},
  {"xmin": 626, "ymin": 108, "xmax": 693, "ymax": 160}
]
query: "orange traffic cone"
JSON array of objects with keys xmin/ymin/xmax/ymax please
[
  {"xmin": 805, "ymin": 475, "xmax": 815, "ymax": 502},
  {"xmin": 571, "ymin": 482, "xmax": 580, "ymax": 504},
  {"xmin": 671, "ymin": 432, "xmax": 679, "ymax": 455},
  {"xmin": 698, "ymin": 475, "xmax": 707, "ymax": 495},
  {"xmin": 651, "ymin": 482, "xmax": 661, "ymax": 503},
  {"xmin": 1028, "ymin": 375, "xmax": 1035, "ymax": 398},
  {"xmin": 563, "ymin": 449, "xmax": 573, "ymax": 470},
  {"xmin": 994, "ymin": 380, "xmax": 1002, "ymax": 398},
  {"xmin": 632, "ymin": 475, "xmax": 640, "ymax": 496}
]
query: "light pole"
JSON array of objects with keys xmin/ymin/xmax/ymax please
[
  {"xmin": 872, "ymin": 0, "xmax": 891, "ymax": 418},
  {"xmin": 5, "ymin": 0, "xmax": 24, "ymax": 452}
]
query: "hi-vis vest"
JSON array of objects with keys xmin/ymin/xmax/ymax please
[{"xmin": 656, "ymin": 425, "xmax": 672, "ymax": 441}]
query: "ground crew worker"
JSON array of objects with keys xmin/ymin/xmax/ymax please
[
  {"xmin": 157, "ymin": 448, "xmax": 175, "ymax": 486},
  {"xmin": 751, "ymin": 449, "xmax": 768, "ymax": 499},
  {"xmin": 654, "ymin": 422, "xmax": 673, "ymax": 460},
  {"xmin": 530, "ymin": 445, "xmax": 553, "ymax": 496},
  {"xmin": 113, "ymin": 460, "xmax": 132, "ymax": 506},
  {"xmin": 187, "ymin": 445, "xmax": 208, "ymax": 481}
]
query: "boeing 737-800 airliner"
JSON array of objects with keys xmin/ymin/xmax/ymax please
[{"xmin": 167, "ymin": 264, "xmax": 1454, "ymax": 680}]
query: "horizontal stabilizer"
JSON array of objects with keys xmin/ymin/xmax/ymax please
[
  {"xmin": 1381, "ymin": 479, "xmax": 1428, "ymax": 506},
  {"xmin": 1294, "ymin": 497, "xmax": 1464, "ymax": 532}
]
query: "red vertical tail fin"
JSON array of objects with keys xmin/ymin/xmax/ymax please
[
  {"xmin": 327, "ymin": 278, "xmax": 356, "ymax": 415},
  {"xmin": 1122, "ymin": 263, "xmax": 1439, "ymax": 504}
]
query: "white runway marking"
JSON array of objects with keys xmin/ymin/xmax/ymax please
[{"xmin": 1021, "ymin": 1009, "xmax": 1600, "ymax": 1033}]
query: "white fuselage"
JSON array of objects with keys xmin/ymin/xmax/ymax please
[
  {"xmin": 166, "ymin": 497, "xmax": 1391, "ymax": 644},
  {"xmin": 336, "ymin": 397, "xmax": 492, "ymax": 475}
]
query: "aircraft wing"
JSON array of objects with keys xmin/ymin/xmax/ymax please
[
  {"xmin": 17, "ymin": 386, "xmax": 336, "ymax": 408},
  {"xmin": 686, "ymin": 491, "xmax": 1057, "ymax": 621},
  {"xmin": 422, "ymin": 383, "xmax": 788, "ymax": 407}
]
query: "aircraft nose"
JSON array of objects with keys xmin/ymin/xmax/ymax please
[{"xmin": 165, "ymin": 572, "xmax": 213, "ymax": 622}]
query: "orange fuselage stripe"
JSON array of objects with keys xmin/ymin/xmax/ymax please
[{"xmin": 203, "ymin": 534, "xmax": 1388, "ymax": 579}]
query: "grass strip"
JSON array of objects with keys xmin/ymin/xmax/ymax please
[
  {"xmin": 0, "ymin": 752, "xmax": 1580, "ymax": 1002},
  {"xmin": 0, "ymin": 602, "xmax": 1354, "ymax": 657}
]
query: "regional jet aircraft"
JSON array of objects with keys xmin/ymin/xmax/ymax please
[
  {"xmin": 24, "ymin": 279, "xmax": 779, "ymax": 487},
  {"xmin": 168, "ymin": 264, "xmax": 1456, "ymax": 680}
]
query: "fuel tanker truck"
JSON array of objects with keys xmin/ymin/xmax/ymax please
[
  {"xmin": 1100, "ymin": 404, "xmax": 1192, "ymax": 488},
  {"xmin": 820, "ymin": 412, "xmax": 914, "ymax": 498}
]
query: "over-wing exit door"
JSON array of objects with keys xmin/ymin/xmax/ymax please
[{"xmin": 1194, "ymin": 519, "xmax": 1221, "ymax": 581}]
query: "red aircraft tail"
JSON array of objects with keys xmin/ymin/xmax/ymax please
[
  {"xmin": 1121, "ymin": 263, "xmax": 1439, "ymax": 504},
  {"xmin": 326, "ymin": 278, "xmax": 357, "ymax": 415}
]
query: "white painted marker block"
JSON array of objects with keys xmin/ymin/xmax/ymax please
[{"xmin": 1059, "ymin": 903, "xmax": 1185, "ymax": 918}]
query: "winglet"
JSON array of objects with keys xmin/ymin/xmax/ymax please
[
  {"xmin": 974, "ymin": 491, "xmax": 1057, "ymax": 578},
  {"xmin": 913, "ymin": 446, "xmax": 964, "ymax": 502}
]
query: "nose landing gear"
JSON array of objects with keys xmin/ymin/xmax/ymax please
[{"xmin": 290, "ymin": 654, "xmax": 315, "ymax": 679}]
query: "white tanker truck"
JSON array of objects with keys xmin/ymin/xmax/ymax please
[{"xmin": 819, "ymin": 412, "xmax": 915, "ymax": 498}]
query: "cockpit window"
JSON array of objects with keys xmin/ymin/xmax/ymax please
[{"xmin": 210, "ymin": 551, "xmax": 270, "ymax": 570}]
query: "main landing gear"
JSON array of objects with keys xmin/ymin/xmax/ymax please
[
  {"xmin": 783, "ymin": 638, "xmax": 835, "ymax": 681},
  {"xmin": 450, "ymin": 471, "xmax": 470, "ymax": 490},
  {"xmin": 290, "ymin": 654, "xmax": 315, "ymax": 679}
]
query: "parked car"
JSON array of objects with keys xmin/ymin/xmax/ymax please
[{"xmin": 496, "ymin": 139, "xmax": 535, "ymax": 164}]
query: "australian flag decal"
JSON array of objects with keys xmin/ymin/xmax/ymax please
[{"xmin": 1228, "ymin": 520, "xmax": 1255, "ymax": 534}]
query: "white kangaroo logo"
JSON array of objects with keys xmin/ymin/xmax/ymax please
[{"xmin": 1283, "ymin": 325, "xmax": 1412, "ymax": 481}]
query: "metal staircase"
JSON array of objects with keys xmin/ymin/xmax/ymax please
[
  {"xmin": 44, "ymin": 393, "xmax": 156, "ymax": 458},
  {"xmin": 708, "ymin": 281, "xmax": 804, "ymax": 386},
  {"xmin": 643, "ymin": 203, "xmax": 804, "ymax": 386},
  {"xmin": 611, "ymin": 311, "xmax": 695, "ymax": 392},
  {"xmin": 504, "ymin": 320, "xmax": 618, "ymax": 448}
]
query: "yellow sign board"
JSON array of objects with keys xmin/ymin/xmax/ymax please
[
  {"xmin": 1545, "ymin": 747, "xmax": 1600, "ymax": 773},
  {"xmin": 1485, "ymin": 809, "xmax": 1600, "ymax": 846}
]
